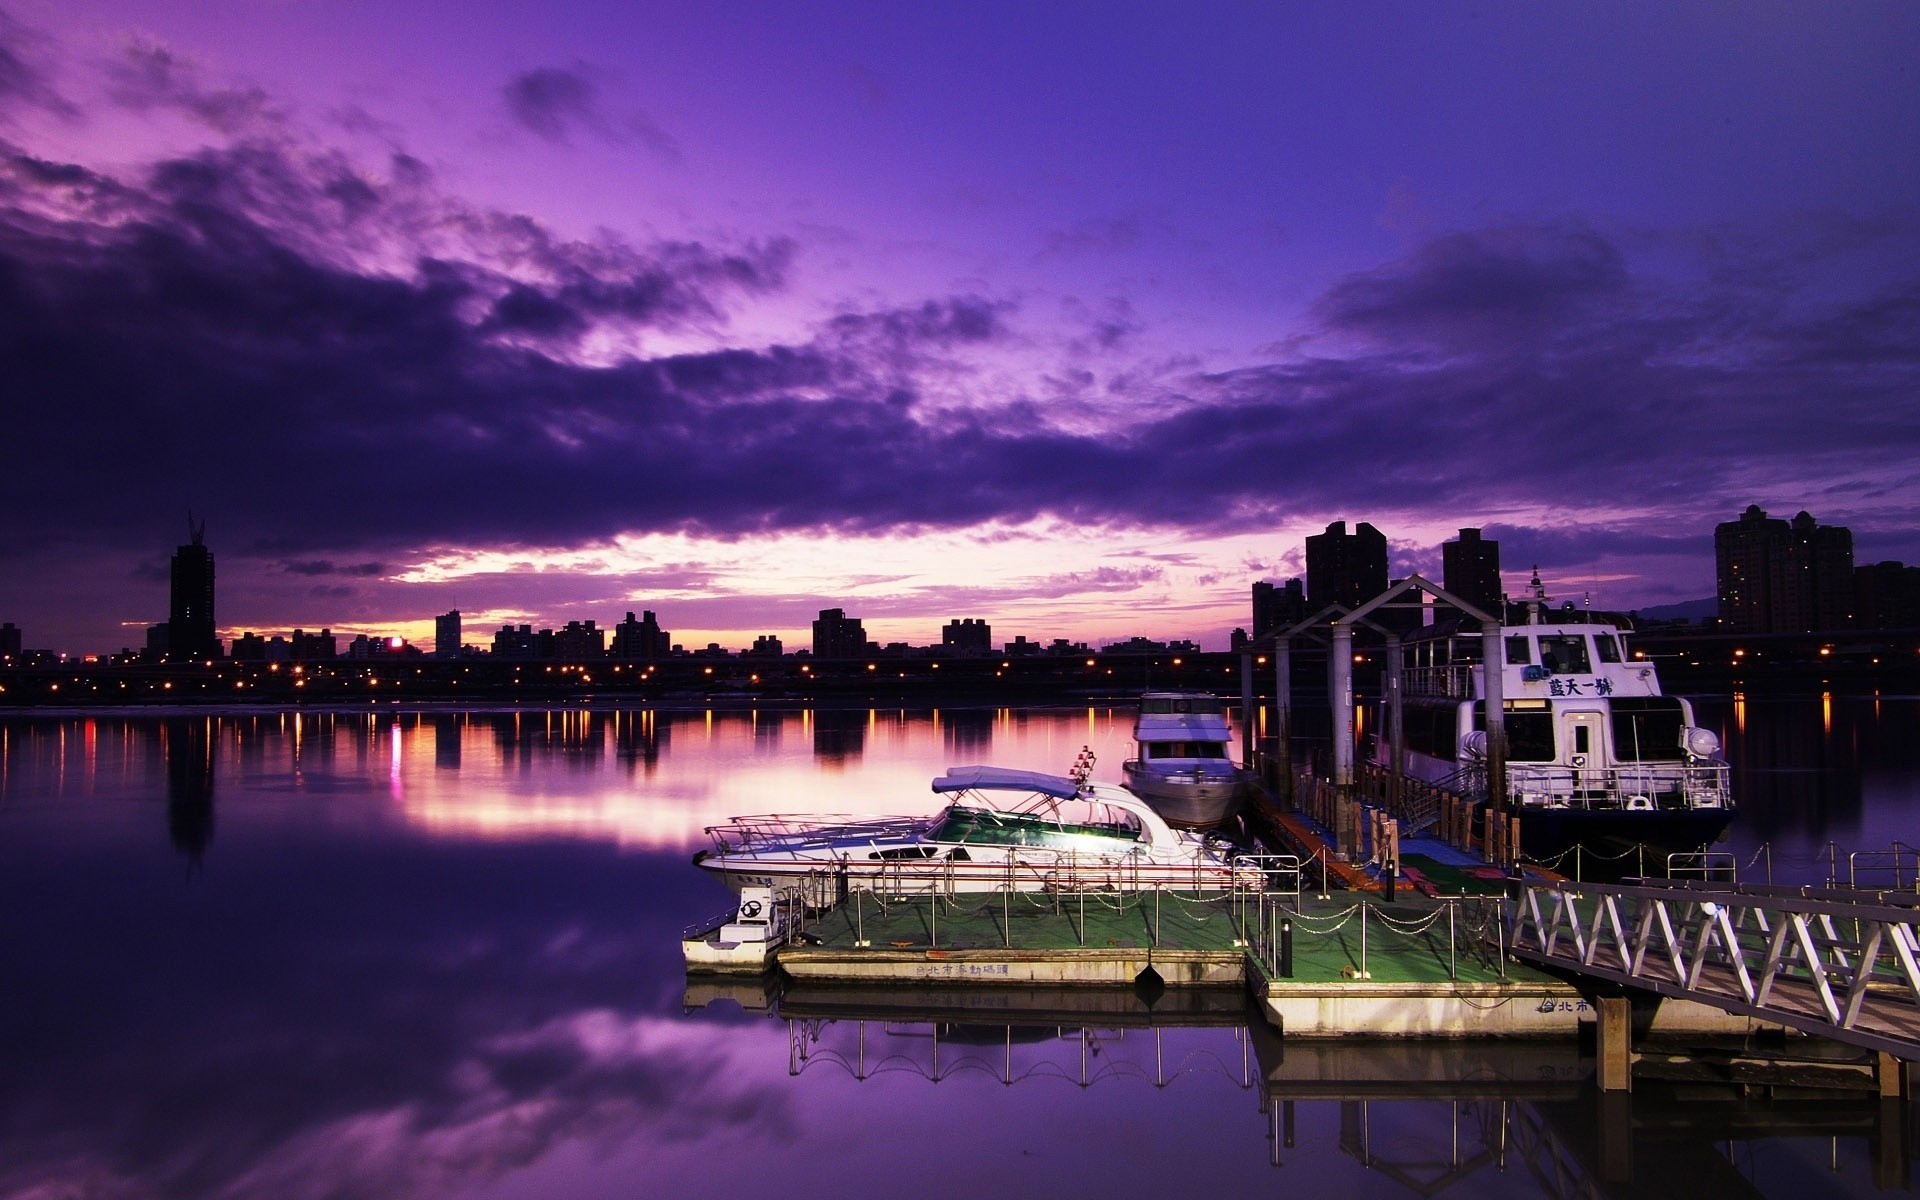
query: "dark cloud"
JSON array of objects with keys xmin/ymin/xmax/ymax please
[
  {"xmin": 282, "ymin": 560, "xmax": 386, "ymax": 577},
  {"xmin": 1316, "ymin": 225, "xmax": 1628, "ymax": 350},
  {"xmin": 2, "ymin": 100, "xmax": 1917, "ymax": 640},
  {"xmin": 106, "ymin": 38, "xmax": 280, "ymax": 135},
  {"xmin": 0, "ymin": 10, "xmax": 75, "ymax": 121},
  {"xmin": 503, "ymin": 64, "xmax": 677, "ymax": 157}
]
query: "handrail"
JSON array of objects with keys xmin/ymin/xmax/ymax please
[{"xmin": 1507, "ymin": 876, "xmax": 1920, "ymax": 1061}]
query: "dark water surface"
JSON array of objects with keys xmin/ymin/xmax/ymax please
[{"xmin": 2, "ymin": 700, "xmax": 1915, "ymax": 1198}]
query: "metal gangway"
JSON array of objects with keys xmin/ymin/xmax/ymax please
[{"xmin": 1508, "ymin": 876, "xmax": 1920, "ymax": 1063}]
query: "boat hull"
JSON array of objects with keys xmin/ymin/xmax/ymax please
[
  {"xmin": 1484, "ymin": 804, "xmax": 1734, "ymax": 878},
  {"xmin": 1120, "ymin": 764, "xmax": 1247, "ymax": 830}
]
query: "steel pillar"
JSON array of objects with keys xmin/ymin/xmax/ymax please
[
  {"xmin": 1331, "ymin": 623, "xmax": 1354, "ymax": 795},
  {"xmin": 1480, "ymin": 622, "xmax": 1507, "ymax": 813}
]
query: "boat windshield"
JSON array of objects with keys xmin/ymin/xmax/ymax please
[
  {"xmin": 926, "ymin": 805, "xmax": 1144, "ymax": 848},
  {"xmin": 1610, "ymin": 697, "xmax": 1686, "ymax": 761},
  {"xmin": 1537, "ymin": 634, "xmax": 1592, "ymax": 674},
  {"xmin": 1143, "ymin": 742, "xmax": 1230, "ymax": 759}
]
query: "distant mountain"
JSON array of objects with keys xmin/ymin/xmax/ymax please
[{"xmin": 1632, "ymin": 597, "xmax": 1718, "ymax": 623}]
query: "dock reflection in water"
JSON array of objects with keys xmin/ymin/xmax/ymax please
[{"xmin": 688, "ymin": 977, "xmax": 1913, "ymax": 1197}]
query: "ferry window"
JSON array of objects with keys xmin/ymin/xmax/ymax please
[
  {"xmin": 1474, "ymin": 710, "xmax": 1554, "ymax": 761},
  {"xmin": 1537, "ymin": 634, "xmax": 1591, "ymax": 674},
  {"xmin": 1594, "ymin": 633, "xmax": 1622, "ymax": 663},
  {"xmin": 1505, "ymin": 637, "xmax": 1532, "ymax": 665},
  {"xmin": 1610, "ymin": 698, "xmax": 1685, "ymax": 761},
  {"xmin": 1573, "ymin": 726, "xmax": 1590, "ymax": 754}
]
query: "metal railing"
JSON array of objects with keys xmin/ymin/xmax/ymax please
[
  {"xmin": 1241, "ymin": 891, "xmax": 1508, "ymax": 984},
  {"xmin": 1507, "ymin": 876, "xmax": 1920, "ymax": 1061}
]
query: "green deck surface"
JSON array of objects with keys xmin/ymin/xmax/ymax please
[{"xmin": 796, "ymin": 890, "xmax": 1554, "ymax": 989}]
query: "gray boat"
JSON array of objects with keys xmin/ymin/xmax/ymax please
[{"xmin": 1120, "ymin": 692, "xmax": 1249, "ymax": 830}]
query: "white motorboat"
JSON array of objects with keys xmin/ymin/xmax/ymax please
[
  {"xmin": 1121, "ymin": 692, "xmax": 1250, "ymax": 830},
  {"xmin": 682, "ymin": 885, "xmax": 804, "ymax": 973},
  {"xmin": 693, "ymin": 755, "xmax": 1253, "ymax": 900}
]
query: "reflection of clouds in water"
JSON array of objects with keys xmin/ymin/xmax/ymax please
[
  {"xmin": 195, "ymin": 1014, "xmax": 798, "ymax": 1200},
  {"xmin": 0, "ymin": 1007, "xmax": 797, "ymax": 1200}
]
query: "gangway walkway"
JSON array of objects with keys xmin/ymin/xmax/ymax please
[{"xmin": 1508, "ymin": 877, "xmax": 1920, "ymax": 1061}]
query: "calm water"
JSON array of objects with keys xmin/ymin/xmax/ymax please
[{"xmin": 1, "ymin": 698, "xmax": 1915, "ymax": 1199}]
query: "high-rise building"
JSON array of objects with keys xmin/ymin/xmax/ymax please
[
  {"xmin": 290, "ymin": 628, "xmax": 337, "ymax": 660},
  {"xmin": 812, "ymin": 608, "xmax": 868, "ymax": 658},
  {"xmin": 492, "ymin": 624, "xmax": 539, "ymax": 658},
  {"xmin": 552, "ymin": 620, "xmax": 605, "ymax": 660},
  {"xmin": 1441, "ymin": 527, "xmax": 1502, "ymax": 624},
  {"xmin": 435, "ymin": 611, "xmax": 462, "ymax": 658},
  {"xmin": 168, "ymin": 517, "xmax": 219, "ymax": 660},
  {"xmin": 941, "ymin": 618, "xmax": 992, "ymax": 654},
  {"xmin": 747, "ymin": 634, "xmax": 784, "ymax": 657},
  {"xmin": 611, "ymin": 610, "xmax": 671, "ymax": 658},
  {"xmin": 1716, "ymin": 505, "xmax": 1855, "ymax": 633},
  {"xmin": 1251, "ymin": 579, "xmax": 1306, "ymax": 639},
  {"xmin": 0, "ymin": 622, "xmax": 20, "ymax": 661},
  {"xmin": 1856, "ymin": 562, "xmax": 1920, "ymax": 630},
  {"xmin": 1305, "ymin": 521, "xmax": 1388, "ymax": 611}
]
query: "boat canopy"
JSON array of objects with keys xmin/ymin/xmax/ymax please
[{"xmin": 931, "ymin": 765, "xmax": 1082, "ymax": 801}]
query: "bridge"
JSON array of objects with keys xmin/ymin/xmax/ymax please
[{"xmin": 1508, "ymin": 876, "xmax": 1920, "ymax": 1090}]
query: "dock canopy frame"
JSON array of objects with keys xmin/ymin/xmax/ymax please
[{"xmin": 1333, "ymin": 574, "xmax": 1505, "ymax": 806}]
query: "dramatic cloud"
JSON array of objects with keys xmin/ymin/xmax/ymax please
[{"xmin": 503, "ymin": 64, "xmax": 677, "ymax": 157}]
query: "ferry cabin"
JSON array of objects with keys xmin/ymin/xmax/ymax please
[{"xmin": 1393, "ymin": 622, "xmax": 1730, "ymax": 815}]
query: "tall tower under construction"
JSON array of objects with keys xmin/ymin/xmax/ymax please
[{"xmin": 169, "ymin": 516, "xmax": 219, "ymax": 660}]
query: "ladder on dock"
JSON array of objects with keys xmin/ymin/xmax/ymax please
[{"xmin": 1507, "ymin": 877, "xmax": 1920, "ymax": 1061}]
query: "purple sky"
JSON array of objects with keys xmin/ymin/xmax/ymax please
[{"xmin": 3, "ymin": 2, "xmax": 1917, "ymax": 656}]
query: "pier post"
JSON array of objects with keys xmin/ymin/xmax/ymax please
[
  {"xmin": 1878, "ymin": 1052, "xmax": 1907, "ymax": 1099},
  {"xmin": 1480, "ymin": 623, "xmax": 1507, "ymax": 821},
  {"xmin": 1597, "ymin": 996, "xmax": 1632, "ymax": 1092},
  {"xmin": 1240, "ymin": 652, "xmax": 1255, "ymax": 765},
  {"xmin": 1385, "ymin": 633, "xmax": 1404, "ymax": 809},
  {"xmin": 1331, "ymin": 623, "xmax": 1354, "ymax": 800},
  {"xmin": 1274, "ymin": 638, "xmax": 1293, "ymax": 806}
]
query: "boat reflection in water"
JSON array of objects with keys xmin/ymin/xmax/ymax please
[{"xmin": 688, "ymin": 980, "xmax": 1914, "ymax": 1196}]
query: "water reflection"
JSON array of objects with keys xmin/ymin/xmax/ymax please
[
  {"xmin": 689, "ymin": 981, "xmax": 1910, "ymax": 1197},
  {"xmin": 0, "ymin": 702, "xmax": 1913, "ymax": 1198},
  {"xmin": 163, "ymin": 716, "xmax": 215, "ymax": 867}
]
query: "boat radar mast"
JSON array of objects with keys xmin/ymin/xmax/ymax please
[{"xmin": 1523, "ymin": 565, "xmax": 1550, "ymax": 625}]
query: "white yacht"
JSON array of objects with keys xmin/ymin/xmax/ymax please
[
  {"xmin": 694, "ymin": 756, "xmax": 1253, "ymax": 900},
  {"xmin": 1120, "ymin": 692, "xmax": 1249, "ymax": 830}
]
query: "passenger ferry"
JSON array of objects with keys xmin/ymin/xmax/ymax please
[{"xmin": 1376, "ymin": 571, "xmax": 1732, "ymax": 868}]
